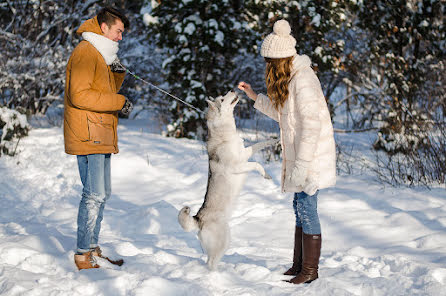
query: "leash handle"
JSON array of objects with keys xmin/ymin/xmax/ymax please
[{"xmin": 120, "ymin": 63, "xmax": 205, "ymax": 115}]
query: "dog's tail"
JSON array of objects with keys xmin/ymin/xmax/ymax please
[{"xmin": 178, "ymin": 206, "xmax": 199, "ymax": 232}]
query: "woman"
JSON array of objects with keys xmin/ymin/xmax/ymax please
[{"xmin": 238, "ymin": 20, "xmax": 336, "ymax": 284}]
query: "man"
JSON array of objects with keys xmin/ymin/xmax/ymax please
[{"xmin": 64, "ymin": 6, "xmax": 133, "ymax": 270}]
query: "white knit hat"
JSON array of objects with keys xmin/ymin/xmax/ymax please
[{"xmin": 260, "ymin": 20, "xmax": 297, "ymax": 58}]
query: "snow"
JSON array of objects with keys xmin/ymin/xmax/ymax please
[
  {"xmin": 311, "ymin": 14, "xmax": 321, "ymax": 27},
  {"xmin": 420, "ymin": 20, "xmax": 429, "ymax": 27},
  {"xmin": 142, "ymin": 13, "xmax": 158, "ymax": 26},
  {"xmin": 190, "ymin": 80, "xmax": 203, "ymax": 89},
  {"xmin": 208, "ymin": 19, "xmax": 219, "ymax": 30},
  {"xmin": 232, "ymin": 22, "xmax": 242, "ymax": 30},
  {"xmin": 185, "ymin": 15, "xmax": 203, "ymax": 25},
  {"xmin": 336, "ymin": 40, "xmax": 345, "ymax": 48},
  {"xmin": 0, "ymin": 118, "xmax": 445, "ymax": 295},
  {"xmin": 0, "ymin": 107, "xmax": 29, "ymax": 141},
  {"xmin": 184, "ymin": 23, "xmax": 196, "ymax": 35},
  {"xmin": 214, "ymin": 31, "xmax": 224, "ymax": 46},
  {"xmin": 179, "ymin": 35, "xmax": 188, "ymax": 44}
]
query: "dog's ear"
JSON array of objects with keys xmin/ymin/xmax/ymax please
[{"xmin": 206, "ymin": 99, "xmax": 217, "ymax": 110}]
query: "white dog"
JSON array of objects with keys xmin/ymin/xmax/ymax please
[{"xmin": 178, "ymin": 91, "xmax": 276, "ymax": 270}]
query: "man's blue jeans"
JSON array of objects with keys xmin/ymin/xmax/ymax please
[
  {"xmin": 293, "ymin": 191, "xmax": 321, "ymax": 235},
  {"xmin": 76, "ymin": 154, "xmax": 111, "ymax": 253}
]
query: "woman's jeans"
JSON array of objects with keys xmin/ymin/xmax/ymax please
[
  {"xmin": 76, "ymin": 154, "xmax": 111, "ymax": 253},
  {"xmin": 293, "ymin": 191, "xmax": 321, "ymax": 235}
]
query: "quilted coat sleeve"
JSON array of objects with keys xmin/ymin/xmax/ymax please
[
  {"xmin": 293, "ymin": 82, "xmax": 322, "ymax": 163},
  {"xmin": 253, "ymin": 93, "xmax": 279, "ymax": 122},
  {"xmin": 69, "ymin": 45, "xmax": 125, "ymax": 112}
]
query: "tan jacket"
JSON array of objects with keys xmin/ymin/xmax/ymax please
[
  {"xmin": 254, "ymin": 55, "xmax": 336, "ymax": 195},
  {"xmin": 64, "ymin": 16, "xmax": 126, "ymax": 155}
]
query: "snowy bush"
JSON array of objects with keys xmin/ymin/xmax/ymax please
[
  {"xmin": 0, "ymin": 1, "xmax": 83, "ymax": 115},
  {"xmin": 0, "ymin": 32, "xmax": 67, "ymax": 115},
  {"xmin": 0, "ymin": 107, "xmax": 29, "ymax": 156},
  {"xmin": 354, "ymin": 0, "xmax": 445, "ymax": 155}
]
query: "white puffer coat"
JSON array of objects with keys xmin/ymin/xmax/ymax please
[{"xmin": 254, "ymin": 54, "xmax": 336, "ymax": 195}]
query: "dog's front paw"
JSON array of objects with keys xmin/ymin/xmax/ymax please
[
  {"xmin": 269, "ymin": 139, "xmax": 280, "ymax": 146},
  {"xmin": 264, "ymin": 172, "xmax": 272, "ymax": 180},
  {"xmin": 181, "ymin": 206, "xmax": 191, "ymax": 215}
]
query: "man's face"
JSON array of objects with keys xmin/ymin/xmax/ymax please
[{"xmin": 101, "ymin": 19, "xmax": 124, "ymax": 42}]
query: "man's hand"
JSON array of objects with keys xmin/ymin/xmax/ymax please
[
  {"xmin": 120, "ymin": 98, "xmax": 133, "ymax": 116},
  {"xmin": 111, "ymin": 58, "xmax": 126, "ymax": 73}
]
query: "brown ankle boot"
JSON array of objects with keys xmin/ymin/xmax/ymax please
[
  {"xmin": 91, "ymin": 246, "xmax": 124, "ymax": 266},
  {"xmin": 74, "ymin": 251, "xmax": 100, "ymax": 270},
  {"xmin": 284, "ymin": 226, "xmax": 303, "ymax": 275},
  {"xmin": 90, "ymin": 246, "xmax": 102, "ymax": 257},
  {"xmin": 288, "ymin": 233, "xmax": 321, "ymax": 284}
]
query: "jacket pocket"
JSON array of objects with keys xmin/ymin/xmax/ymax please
[{"xmin": 86, "ymin": 113, "xmax": 114, "ymax": 146}]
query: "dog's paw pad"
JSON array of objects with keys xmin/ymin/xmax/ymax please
[{"xmin": 182, "ymin": 206, "xmax": 190, "ymax": 214}]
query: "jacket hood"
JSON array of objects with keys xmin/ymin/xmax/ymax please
[
  {"xmin": 291, "ymin": 54, "xmax": 312, "ymax": 77},
  {"xmin": 76, "ymin": 16, "xmax": 103, "ymax": 36}
]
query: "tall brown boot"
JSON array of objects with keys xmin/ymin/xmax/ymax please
[
  {"xmin": 288, "ymin": 233, "xmax": 321, "ymax": 284},
  {"xmin": 284, "ymin": 226, "xmax": 303, "ymax": 275}
]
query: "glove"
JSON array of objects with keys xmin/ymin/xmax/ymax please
[
  {"xmin": 120, "ymin": 98, "xmax": 133, "ymax": 116},
  {"xmin": 287, "ymin": 160, "xmax": 310, "ymax": 188},
  {"xmin": 110, "ymin": 58, "xmax": 126, "ymax": 73}
]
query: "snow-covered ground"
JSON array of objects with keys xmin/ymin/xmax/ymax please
[{"xmin": 0, "ymin": 118, "xmax": 445, "ymax": 296}]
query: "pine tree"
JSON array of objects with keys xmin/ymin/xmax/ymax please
[
  {"xmin": 148, "ymin": 0, "xmax": 259, "ymax": 139},
  {"xmin": 355, "ymin": 0, "xmax": 445, "ymax": 154}
]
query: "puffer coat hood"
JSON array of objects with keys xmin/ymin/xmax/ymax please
[
  {"xmin": 63, "ymin": 16, "xmax": 126, "ymax": 155},
  {"xmin": 254, "ymin": 54, "xmax": 336, "ymax": 195}
]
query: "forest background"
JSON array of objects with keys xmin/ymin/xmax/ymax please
[{"xmin": 0, "ymin": 0, "xmax": 444, "ymax": 187}]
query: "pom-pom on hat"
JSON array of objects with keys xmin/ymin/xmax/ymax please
[{"xmin": 260, "ymin": 20, "xmax": 297, "ymax": 58}]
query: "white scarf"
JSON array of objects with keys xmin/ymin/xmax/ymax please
[{"xmin": 82, "ymin": 32, "xmax": 119, "ymax": 65}]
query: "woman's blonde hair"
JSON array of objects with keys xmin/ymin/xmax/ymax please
[{"xmin": 264, "ymin": 56, "xmax": 294, "ymax": 111}]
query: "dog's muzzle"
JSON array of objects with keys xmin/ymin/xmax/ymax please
[{"xmin": 231, "ymin": 91, "xmax": 240, "ymax": 105}]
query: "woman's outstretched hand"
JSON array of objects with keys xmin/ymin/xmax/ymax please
[{"xmin": 238, "ymin": 81, "xmax": 258, "ymax": 101}]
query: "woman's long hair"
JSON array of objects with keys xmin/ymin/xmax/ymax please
[{"xmin": 264, "ymin": 56, "xmax": 294, "ymax": 111}]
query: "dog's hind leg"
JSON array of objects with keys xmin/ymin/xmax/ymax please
[{"xmin": 198, "ymin": 221, "xmax": 230, "ymax": 270}]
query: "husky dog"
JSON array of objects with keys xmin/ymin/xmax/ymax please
[{"xmin": 178, "ymin": 91, "xmax": 276, "ymax": 270}]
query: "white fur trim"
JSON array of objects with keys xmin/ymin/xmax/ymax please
[{"xmin": 82, "ymin": 32, "xmax": 119, "ymax": 65}]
